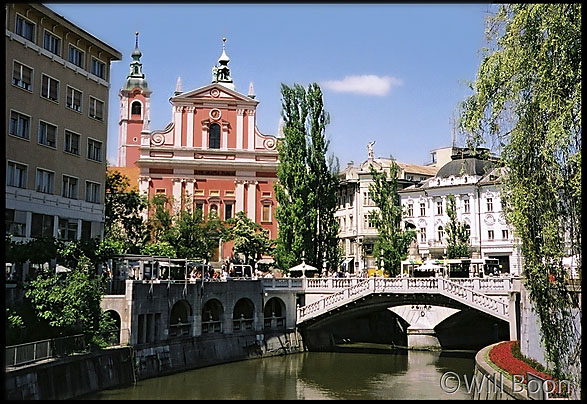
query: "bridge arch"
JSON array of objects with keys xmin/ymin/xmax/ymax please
[
  {"xmin": 264, "ymin": 297, "xmax": 286, "ymax": 330},
  {"xmin": 202, "ymin": 298, "xmax": 224, "ymax": 334},
  {"xmin": 104, "ymin": 309, "xmax": 121, "ymax": 344},
  {"xmin": 233, "ymin": 298, "xmax": 255, "ymax": 332},
  {"xmin": 169, "ymin": 299, "xmax": 192, "ymax": 337}
]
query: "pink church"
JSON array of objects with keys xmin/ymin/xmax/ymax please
[{"xmin": 116, "ymin": 35, "xmax": 279, "ymax": 263}]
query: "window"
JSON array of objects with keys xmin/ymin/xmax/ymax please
[
  {"xmin": 6, "ymin": 209, "xmax": 27, "ymax": 237},
  {"xmin": 7, "ymin": 161, "xmax": 27, "ymax": 188},
  {"xmin": 502, "ymin": 229, "xmax": 509, "ymax": 240},
  {"xmin": 364, "ymin": 214, "xmax": 375, "ymax": 229},
  {"xmin": 262, "ymin": 204, "xmax": 271, "ymax": 222},
  {"xmin": 363, "ymin": 191, "xmax": 374, "ymax": 206},
  {"xmin": 66, "ymin": 86, "xmax": 82, "ymax": 112},
  {"xmin": 87, "ymin": 138, "xmax": 102, "ymax": 162},
  {"xmin": 9, "ymin": 111, "xmax": 30, "ymax": 139},
  {"xmin": 58, "ymin": 218, "xmax": 78, "ymax": 241},
  {"xmin": 209, "ymin": 204, "xmax": 218, "ymax": 217},
  {"xmin": 224, "ymin": 203, "xmax": 233, "ymax": 220},
  {"xmin": 209, "ymin": 123, "xmax": 221, "ymax": 149},
  {"xmin": 12, "ymin": 61, "xmax": 32, "ymax": 91},
  {"xmin": 420, "ymin": 227, "xmax": 426, "ymax": 243},
  {"xmin": 436, "ymin": 200, "xmax": 443, "ymax": 215},
  {"xmin": 131, "ymin": 101, "xmax": 141, "ymax": 115},
  {"xmin": 195, "ymin": 202, "xmax": 204, "ymax": 217},
  {"xmin": 89, "ymin": 97, "xmax": 104, "ymax": 120},
  {"xmin": 209, "ymin": 190, "xmax": 220, "ymax": 197},
  {"xmin": 349, "ymin": 215, "xmax": 353, "ymax": 229},
  {"xmin": 41, "ymin": 74, "xmax": 59, "ymax": 102},
  {"xmin": 38, "ymin": 121, "xmax": 57, "ymax": 148},
  {"xmin": 43, "ymin": 31, "xmax": 61, "ymax": 56},
  {"xmin": 85, "ymin": 181, "xmax": 101, "ymax": 203},
  {"xmin": 68, "ymin": 44, "xmax": 84, "ymax": 68},
  {"xmin": 342, "ymin": 217, "xmax": 346, "ymax": 230},
  {"xmin": 90, "ymin": 57, "xmax": 105, "ymax": 79},
  {"xmin": 465, "ymin": 224, "xmax": 471, "ymax": 239},
  {"xmin": 194, "ymin": 189, "xmax": 204, "ymax": 196},
  {"xmin": 463, "ymin": 199, "xmax": 470, "ymax": 214},
  {"xmin": 488, "ymin": 230, "xmax": 494, "ymax": 241},
  {"xmin": 437, "ymin": 226, "xmax": 444, "ymax": 242},
  {"xmin": 64, "ymin": 130, "xmax": 80, "ymax": 155},
  {"xmin": 62, "ymin": 175, "xmax": 78, "ymax": 199},
  {"xmin": 15, "ymin": 15, "xmax": 35, "ymax": 41},
  {"xmin": 31, "ymin": 213, "xmax": 54, "ymax": 239},
  {"xmin": 407, "ymin": 203, "xmax": 413, "ymax": 217},
  {"xmin": 35, "ymin": 168, "xmax": 54, "ymax": 194},
  {"xmin": 420, "ymin": 202, "xmax": 426, "ymax": 216},
  {"xmin": 487, "ymin": 198, "xmax": 493, "ymax": 212}
]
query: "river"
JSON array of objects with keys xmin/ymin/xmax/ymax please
[{"xmin": 84, "ymin": 347, "xmax": 477, "ymax": 400}]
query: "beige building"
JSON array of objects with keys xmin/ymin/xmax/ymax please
[
  {"xmin": 336, "ymin": 143, "xmax": 438, "ymax": 273},
  {"xmin": 5, "ymin": 3, "xmax": 121, "ymax": 243}
]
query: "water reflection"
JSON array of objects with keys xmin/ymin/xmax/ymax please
[{"xmin": 85, "ymin": 350, "xmax": 475, "ymax": 400}]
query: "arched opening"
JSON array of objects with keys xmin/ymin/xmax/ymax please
[
  {"xmin": 437, "ymin": 226, "xmax": 444, "ymax": 242},
  {"xmin": 264, "ymin": 297, "xmax": 286, "ymax": 329},
  {"xmin": 233, "ymin": 298, "xmax": 255, "ymax": 332},
  {"xmin": 169, "ymin": 300, "xmax": 192, "ymax": 337},
  {"xmin": 209, "ymin": 123, "xmax": 221, "ymax": 149},
  {"xmin": 104, "ymin": 310, "xmax": 121, "ymax": 345},
  {"xmin": 202, "ymin": 299, "xmax": 224, "ymax": 334},
  {"xmin": 131, "ymin": 101, "xmax": 142, "ymax": 116}
]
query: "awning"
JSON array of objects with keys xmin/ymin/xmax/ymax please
[
  {"xmin": 257, "ymin": 258, "xmax": 274, "ymax": 265},
  {"xmin": 341, "ymin": 257, "xmax": 354, "ymax": 269}
]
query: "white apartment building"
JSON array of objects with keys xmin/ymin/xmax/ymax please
[
  {"xmin": 399, "ymin": 149, "xmax": 523, "ymax": 275},
  {"xmin": 335, "ymin": 146, "xmax": 438, "ymax": 274}
]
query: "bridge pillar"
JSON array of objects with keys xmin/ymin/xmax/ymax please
[{"xmin": 406, "ymin": 315, "xmax": 441, "ymax": 350}]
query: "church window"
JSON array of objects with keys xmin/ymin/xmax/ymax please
[
  {"xmin": 131, "ymin": 101, "xmax": 141, "ymax": 116},
  {"xmin": 209, "ymin": 123, "xmax": 221, "ymax": 149}
]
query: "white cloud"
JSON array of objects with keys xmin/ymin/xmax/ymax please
[{"xmin": 321, "ymin": 75, "xmax": 403, "ymax": 96}]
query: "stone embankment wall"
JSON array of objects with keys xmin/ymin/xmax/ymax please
[
  {"xmin": 5, "ymin": 347, "xmax": 134, "ymax": 400},
  {"xmin": 472, "ymin": 343, "xmax": 526, "ymax": 400},
  {"xmin": 5, "ymin": 330, "xmax": 303, "ymax": 400}
]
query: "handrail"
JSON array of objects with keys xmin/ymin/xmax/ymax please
[{"xmin": 296, "ymin": 276, "xmax": 510, "ymax": 324}]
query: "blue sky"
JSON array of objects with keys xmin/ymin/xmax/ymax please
[{"xmin": 48, "ymin": 3, "xmax": 493, "ymax": 167}]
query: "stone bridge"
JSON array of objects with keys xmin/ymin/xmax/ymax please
[{"xmin": 101, "ymin": 276, "xmax": 520, "ymax": 350}]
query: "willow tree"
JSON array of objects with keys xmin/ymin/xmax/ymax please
[
  {"xmin": 368, "ymin": 162, "xmax": 416, "ymax": 276},
  {"xmin": 274, "ymin": 83, "xmax": 341, "ymax": 273},
  {"xmin": 459, "ymin": 4, "xmax": 581, "ymax": 382},
  {"xmin": 445, "ymin": 194, "xmax": 470, "ymax": 259}
]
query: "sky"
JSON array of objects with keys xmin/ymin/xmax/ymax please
[{"xmin": 47, "ymin": 3, "xmax": 494, "ymax": 167}]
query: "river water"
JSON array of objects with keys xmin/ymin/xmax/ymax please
[{"xmin": 85, "ymin": 348, "xmax": 476, "ymax": 400}]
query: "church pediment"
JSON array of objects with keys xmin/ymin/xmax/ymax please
[{"xmin": 171, "ymin": 83, "xmax": 258, "ymax": 105}]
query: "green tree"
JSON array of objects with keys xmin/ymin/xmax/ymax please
[
  {"xmin": 140, "ymin": 241, "xmax": 176, "ymax": 258},
  {"xmin": 223, "ymin": 211, "xmax": 273, "ymax": 266},
  {"xmin": 24, "ymin": 256, "xmax": 114, "ymax": 346},
  {"xmin": 445, "ymin": 194, "xmax": 470, "ymax": 259},
  {"xmin": 105, "ymin": 169, "xmax": 149, "ymax": 253},
  {"xmin": 459, "ymin": 4, "xmax": 581, "ymax": 381},
  {"xmin": 274, "ymin": 83, "xmax": 341, "ymax": 273},
  {"xmin": 148, "ymin": 193, "xmax": 173, "ymax": 243},
  {"xmin": 368, "ymin": 161, "xmax": 416, "ymax": 276}
]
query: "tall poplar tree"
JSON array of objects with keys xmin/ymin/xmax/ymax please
[
  {"xmin": 460, "ymin": 4, "xmax": 581, "ymax": 382},
  {"xmin": 368, "ymin": 161, "xmax": 416, "ymax": 276},
  {"xmin": 274, "ymin": 83, "xmax": 341, "ymax": 273}
]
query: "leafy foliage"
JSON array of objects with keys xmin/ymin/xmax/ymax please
[
  {"xmin": 223, "ymin": 211, "xmax": 273, "ymax": 266},
  {"xmin": 459, "ymin": 4, "xmax": 581, "ymax": 380},
  {"xmin": 148, "ymin": 193, "xmax": 173, "ymax": 244},
  {"xmin": 140, "ymin": 241, "xmax": 176, "ymax": 258},
  {"xmin": 445, "ymin": 194, "xmax": 470, "ymax": 259},
  {"xmin": 105, "ymin": 169, "xmax": 149, "ymax": 253},
  {"xmin": 274, "ymin": 83, "xmax": 341, "ymax": 273},
  {"xmin": 367, "ymin": 162, "xmax": 416, "ymax": 276}
]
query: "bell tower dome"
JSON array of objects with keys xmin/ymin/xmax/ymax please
[{"xmin": 118, "ymin": 32, "xmax": 152, "ymax": 167}]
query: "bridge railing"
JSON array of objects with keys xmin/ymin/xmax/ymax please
[{"xmin": 297, "ymin": 276, "xmax": 510, "ymax": 323}]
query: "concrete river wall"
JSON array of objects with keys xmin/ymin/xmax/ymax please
[{"xmin": 5, "ymin": 329, "xmax": 302, "ymax": 400}]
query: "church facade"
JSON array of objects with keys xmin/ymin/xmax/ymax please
[{"xmin": 116, "ymin": 36, "xmax": 279, "ymax": 263}]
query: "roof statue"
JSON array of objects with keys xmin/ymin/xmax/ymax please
[{"xmin": 367, "ymin": 141, "xmax": 376, "ymax": 160}]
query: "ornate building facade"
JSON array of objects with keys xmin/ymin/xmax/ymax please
[{"xmin": 116, "ymin": 37, "xmax": 279, "ymax": 263}]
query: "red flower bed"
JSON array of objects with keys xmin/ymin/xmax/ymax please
[{"xmin": 488, "ymin": 340, "xmax": 561, "ymax": 393}]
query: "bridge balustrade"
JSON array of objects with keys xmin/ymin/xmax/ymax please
[
  {"xmin": 264, "ymin": 315, "xmax": 286, "ymax": 329},
  {"xmin": 233, "ymin": 317, "xmax": 254, "ymax": 332},
  {"xmin": 201, "ymin": 321, "xmax": 222, "ymax": 334},
  {"xmin": 169, "ymin": 322, "xmax": 191, "ymax": 337}
]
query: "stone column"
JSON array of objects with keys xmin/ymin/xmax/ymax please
[
  {"xmin": 201, "ymin": 121, "xmax": 208, "ymax": 149},
  {"xmin": 186, "ymin": 106, "xmax": 194, "ymax": 148},
  {"xmin": 247, "ymin": 109, "xmax": 255, "ymax": 151},
  {"xmin": 174, "ymin": 106, "xmax": 183, "ymax": 147},
  {"xmin": 172, "ymin": 178, "xmax": 183, "ymax": 214},
  {"xmin": 235, "ymin": 180, "xmax": 245, "ymax": 213},
  {"xmin": 236, "ymin": 108, "xmax": 244, "ymax": 149},
  {"xmin": 221, "ymin": 121, "xmax": 229, "ymax": 150},
  {"xmin": 246, "ymin": 180, "xmax": 257, "ymax": 221}
]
